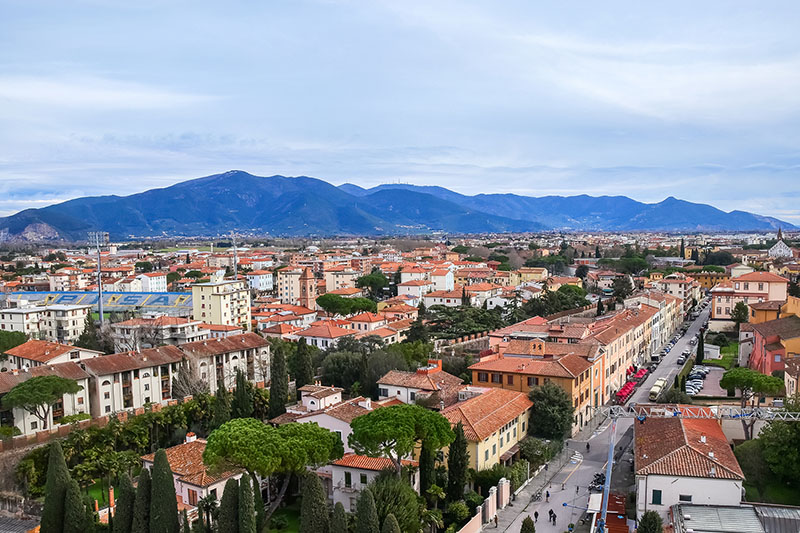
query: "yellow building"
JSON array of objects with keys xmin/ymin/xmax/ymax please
[
  {"xmin": 686, "ymin": 271, "xmax": 730, "ymax": 291},
  {"xmin": 509, "ymin": 267, "xmax": 548, "ymax": 286},
  {"xmin": 192, "ymin": 280, "xmax": 251, "ymax": 330},
  {"xmin": 441, "ymin": 388, "xmax": 532, "ymax": 470}
]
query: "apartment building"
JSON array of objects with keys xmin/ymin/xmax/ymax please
[
  {"xmin": 0, "ymin": 304, "xmax": 92, "ymax": 344},
  {"xmin": 4, "ymin": 340, "xmax": 102, "ymax": 371},
  {"xmin": 110, "ymin": 315, "xmax": 209, "ymax": 352},
  {"xmin": 191, "ymin": 280, "xmax": 251, "ymax": 330},
  {"xmin": 324, "ymin": 266, "xmax": 360, "ymax": 292},
  {"xmin": 178, "ymin": 332, "xmax": 271, "ymax": 391},
  {"xmin": 245, "ymin": 270, "xmax": 274, "ymax": 292},
  {"xmin": 329, "ymin": 454, "xmax": 419, "ymax": 513},
  {"xmin": 711, "ymin": 271, "xmax": 788, "ymax": 322},
  {"xmin": 81, "ymin": 345, "xmax": 185, "ymax": 416},
  {"xmin": 0, "ymin": 362, "xmax": 90, "ymax": 434},
  {"xmin": 137, "ymin": 272, "xmax": 168, "ymax": 292},
  {"xmin": 377, "ymin": 360, "xmax": 463, "ymax": 406}
]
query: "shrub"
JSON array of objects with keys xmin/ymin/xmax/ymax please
[{"xmin": 270, "ymin": 514, "xmax": 289, "ymax": 530}]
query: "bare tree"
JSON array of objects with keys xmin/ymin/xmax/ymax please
[{"xmin": 172, "ymin": 357, "xmax": 209, "ymax": 399}]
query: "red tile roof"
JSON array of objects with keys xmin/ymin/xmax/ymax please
[
  {"xmin": 179, "ymin": 332, "xmax": 268, "ymax": 358},
  {"xmin": 141, "ymin": 439, "xmax": 241, "ymax": 488},
  {"xmin": 82, "ymin": 345, "xmax": 185, "ymax": 375},
  {"xmin": 332, "ymin": 453, "xmax": 418, "ymax": 471},
  {"xmin": 734, "ymin": 271, "xmax": 789, "ymax": 283},
  {"xmin": 6, "ymin": 340, "xmax": 101, "ymax": 363},
  {"xmin": 441, "ymin": 388, "xmax": 532, "ymax": 441},
  {"xmin": 378, "ymin": 368, "xmax": 463, "ymax": 391}
]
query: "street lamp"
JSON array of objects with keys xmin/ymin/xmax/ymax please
[{"xmin": 88, "ymin": 232, "xmax": 109, "ymax": 326}]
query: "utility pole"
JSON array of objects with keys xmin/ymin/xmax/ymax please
[
  {"xmin": 231, "ymin": 231, "xmax": 239, "ymax": 279},
  {"xmin": 88, "ymin": 232, "xmax": 108, "ymax": 326}
]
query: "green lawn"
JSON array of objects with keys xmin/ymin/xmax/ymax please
[
  {"xmin": 705, "ymin": 342, "xmax": 738, "ymax": 370},
  {"xmin": 86, "ymin": 479, "xmax": 110, "ymax": 507},
  {"xmin": 269, "ymin": 501, "xmax": 301, "ymax": 533}
]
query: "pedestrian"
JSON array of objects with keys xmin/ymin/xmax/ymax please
[
  {"xmin": 494, "ymin": 515, "xmax": 498, "ymax": 528},
  {"xmin": 552, "ymin": 512, "xmax": 557, "ymax": 525},
  {"xmin": 546, "ymin": 490, "xmax": 550, "ymax": 502},
  {"xmin": 548, "ymin": 509, "xmax": 554, "ymax": 520},
  {"xmin": 545, "ymin": 463, "xmax": 549, "ymax": 472},
  {"xmin": 586, "ymin": 442, "xmax": 590, "ymax": 452},
  {"xmin": 561, "ymin": 482, "xmax": 565, "ymax": 490},
  {"xmin": 534, "ymin": 511, "xmax": 539, "ymax": 523},
  {"xmin": 576, "ymin": 484, "xmax": 580, "ymax": 494}
]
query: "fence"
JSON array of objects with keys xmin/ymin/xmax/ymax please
[{"xmin": 457, "ymin": 478, "xmax": 512, "ymax": 533}]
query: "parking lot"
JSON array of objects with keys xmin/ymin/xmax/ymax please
[{"xmin": 697, "ymin": 367, "xmax": 727, "ymax": 396}]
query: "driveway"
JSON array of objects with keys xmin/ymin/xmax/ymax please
[{"xmin": 697, "ymin": 367, "xmax": 727, "ymax": 397}]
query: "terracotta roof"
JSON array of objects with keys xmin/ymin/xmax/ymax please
[
  {"xmin": 748, "ymin": 300, "xmax": 785, "ymax": 311},
  {"xmin": 397, "ymin": 279, "xmax": 432, "ymax": 287},
  {"xmin": 751, "ymin": 315, "xmax": 800, "ymax": 340},
  {"xmin": 298, "ymin": 384, "xmax": 343, "ymax": 399},
  {"xmin": 299, "ymin": 396, "xmax": 372, "ymax": 423},
  {"xmin": 634, "ymin": 414, "xmax": 744, "ymax": 480},
  {"xmin": 378, "ymin": 368, "xmax": 463, "ymax": 391},
  {"xmin": 295, "ymin": 323, "xmax": 355, "ymax": 339},
  {"xmin": 6, "ymin": 340, "xmax": 100, "ymax": 363},
  {"xmin": 179, "ymin": 333, "xmax": 268, "ymax": 358},
  {"xmin": 82, "ymin": 345, "xmax": 185, "ymax": 375},
  {"xmin": 332, "ymin": 453, "xmax": 418, "ymax": 471},
  {"xmin": 199, "ymin": 323, "xmax": 244, "ymax": 331},
  {"xmin": 734, "ymin": 271, "xmax": 789, "ymax": 283},
  {"xmin": 141, "ymin": 439, "xmax": 240, "ymax": 488},
  {"xmin": 441, "ymin": 388, "xmax": 532, "ymax": 441},
  {"xmin": 349, "ymin": 312, "xmax": 385, "ymax": 323},
  {"xmin": 355, "ymin": 327, "xmax": 398, "ymax": 339},
  {"xmin": 469, "ymin": 352, "xmax": 591, "ymax": 379},
  {"xmin": 0, "ymin": 361, "xmax": 90, "ymax": 394},
  {"xmin": 261, "ymin": 323, "xmax": 301, "ymax": 334}
]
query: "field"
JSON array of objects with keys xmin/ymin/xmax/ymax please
[{"xmin": 705, "ymin": 342, "xmax": 738, "ymax": 370}]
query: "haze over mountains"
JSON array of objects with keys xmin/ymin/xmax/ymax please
[{"xmin": 0, "ymin": 171, "xmax": 792, "ymax": 241}]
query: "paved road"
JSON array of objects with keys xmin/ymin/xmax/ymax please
[{"xmin": 497, "ymin": 303, "xmax": 712, "ymax": 532}]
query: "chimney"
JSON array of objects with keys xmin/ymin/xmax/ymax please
[
  {"xmin": 11, "ymin": 368, "xmax": 18, "ymax": 375},
  {"xmin": 185, "ymin": 431, "xmax": 197, "ymax": 443},
  {"xmin": 109, "ymin": 486, "xmax": 115, "ymax": 510},
  {"xmin": 700, "ymin": 435, "xmax": 706, "ymax": 444},
  {"xmin": 708, "ymin": 451, "xmax": 714, "ymax": 458},
  {"xmin": 358, "ymin": 398, "xmax": 372, "ymax": 410}
]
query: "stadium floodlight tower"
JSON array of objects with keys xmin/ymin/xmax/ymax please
[{"xmin": 88, "ymin": 231, "xmax": 109, "ymax": 326}]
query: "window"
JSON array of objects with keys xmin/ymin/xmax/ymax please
[
  {"xmin": 188, "ymin": 489, "xmax": 198, "ymax": 506},
  {"xmin": 507, "ymin": 375, "xmax": 514, "ymax": 385},
  {"xmin": 360, "ymin": 474, "xmax": 368, "ymax": 485},
  {"xmin": 210, "ymin": 488, "xmax": 217, "ymax": 500},
  {"xmin": 144, "ymin": 384, "xmax": 150, "ymax": 391},
  {"xmin": 491, "ymin": 374, "xmax": 502, "ymax": 383},
  {"xmin": 679, "ymin": 494, "xmax": 692, "ymax": 503},
  {"xmin": 775, "ymin": 355, "xmax": 781, "ymax": 362},
  {"xmin": 651, "ymin": 489, "xmax": 662, "ymax": 505},
  {"xmin": 477, "ymin": 373, "xmax": 488, "ymax": 383},
  {"xmin": 492, "ymin": 443, "xmax": 496, "ymax": 455},
  {"xmin": 31, "ymin": 421, "xmax": 38, "ymax": 430},
  {"xmin": 758, "ymin": 283, "xmax": 764, "ymax": 290},
  {"xmin": 78, "ymin": 397, "xmax": 84, "ymax": 405},
  {"xmin": 344, "ymin": 472, "xmax": 352, "ymax": 488},
  {"xmin": 410, "ymin": 392, "xmax": 416, "ymax": 402},
  {"xmin": 105, "ymin": 405, "xmax": 111, "ymax": 413},
  {"xmin": 104, "ymin": 392, "xmax": 110, "ymax": 399},
  {"xmin": 484, "ymin": 450, "xmax": 489, "ymax": 461}
]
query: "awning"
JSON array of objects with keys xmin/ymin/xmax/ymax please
[{"xmin": 500, "ymin": 443, "xmax": 521, "ymax": 462}]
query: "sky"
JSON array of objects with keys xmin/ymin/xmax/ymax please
[{"xmin": 2, "ymin": 1, "xmax": 800, "ymax": 224}]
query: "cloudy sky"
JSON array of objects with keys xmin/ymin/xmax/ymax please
[{"xmin": 2, "ymin": 1, "xmax": 800, "ymax": 223}]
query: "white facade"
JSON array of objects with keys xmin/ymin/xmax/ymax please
[
  {"xmin": 636, "ymin": 474, "xmax": 743, "ymax": 521},
  {"xmin": 0, "ymin": 304, "xmax": 91, "ymax": 344},
  {"xmin": 246, "ymin": 271, "xmax": 274, "ymax": 292},
  {"xmin": 138, "ymin": 273, "xmax": 168, "ymax": 292},
  {"xmin": 328, "ymin": 462, "xmax": 420, "ymax": 513}
]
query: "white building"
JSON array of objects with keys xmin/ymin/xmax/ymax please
[
  {"xmin": 0, "ymin": 304, "xmax": 92, "ymax": 344},
  {"xmin": 141, "ymin": 435, "xmax": 243, "ymax": 508},
  {"xmin": 5, "ymin": 340, "xmax": 102, "ymax": 371},
  {"xmin": 137, "ymin": 272, "xmax": 168, "ymax": 292},
  {"xmin": 0, "ymin": 362, "xmax": 90, "ymax": 435},
  {"xmin": 177, "ymin": 332, "xmax": 271, "ymax": 391},
  {"xmin": 191, "ymin": 280, "xmax": 251, "ymax": 330},
  {"xmin": 110, "ymin": 316, "xmax": 209, "ymax": 352},
  {"xmin": 245, "ymin": 270, "xmax": 274, "ymax": 292},
  {"xmin": 635, "ymin": 414, "xmax": 745, "ymax": 521},
  {"xmin": 295, "ymin": 322, "xmax": 356, "ymax": 350},
  {"xmin": 327, "ymin": 454, "xmax": 419, "ymax": 512}
]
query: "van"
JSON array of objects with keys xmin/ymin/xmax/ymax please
[{"xmin": 649, "ymin": 378, "xmax": 668, "ymax": 401}]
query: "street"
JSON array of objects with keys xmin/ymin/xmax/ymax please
[{"xmin": 497, "ymin": 302, "xmax": 712, "ymax": 532}]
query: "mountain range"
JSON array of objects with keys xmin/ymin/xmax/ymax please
[{"xmin": 0, "ymin": 171, "xmax": 792, "ymax": 241}]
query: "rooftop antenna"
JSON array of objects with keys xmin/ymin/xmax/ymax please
[{"xmin": 88, "ymin": 231, "xmax": 109, "ymax": 326}]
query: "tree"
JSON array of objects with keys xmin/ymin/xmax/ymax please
[
  {"xmin": 197, "ymin": 494, "xmax": 218, "ymax": 533},
  {"xmin": 269, "ymin": 344, "xmax": 288, "ymax": 419},
  {"xmin": 357, "ymin": 270, "xmax": 389, "ymax": 300},
  {"xmin": 789, "ymin": 281, "xmax": 800, "ymax": 298},
  {"xmin": 382, "ymin": 514, "xmax": 401, "ymax": 533},
  {"xmin": 720, "ymin": 367, "xmax": 784, "ymax": 439},
  {"xmin": 460, "ymin": 288, "xmax": 471, "ymax": 307},
  {"xmin": 218, "ymin": 478, "xmax": 239, "ymax": 533},
  {"xmin": 612, "ymin": 276, "xmax": 633, "ymax": 301},
  {"xmin": 680, "ymin": 376, "xmax": 686, "ymax": 393},
  {"xmin": 355, "ymin": 489, "xmax": 380, "ymax": 533},
  {"xmin": 212, "ymin": 385, "xmax": 232, "ymax": 429},
  {"xmin": 204, "ymin": 418, "xmax": 344, "ymax": 521},
  {"xmin": 520, "ymin": 516, "xmax": 535, "ymax": 533},
  {"xmin": 2, "ymin": 375, "xmax": 81, "ymax": 430},
  {"xmin": 296, "ymin": 339, "xmax": 314, "ymax": 399},
  {"xmin": 316, "ymin": 294, "xmax": 354, "ymax": 316},
  {"xmin": 696, "ymin": 334, "xmax": 705, "ymax": 365},
  {"xmin": 758, "ymin": 399, "xmax": 800, "ymax": 482},
  {"xmin": 596, "ymin": 299, "xmax": 604, "ymax": 316},
  {"xmin": 349, "ymin": 404, "xmax": 455, "ymax": 476},
  {"xmin": 419, "ymin": 440, "xmax": 436, "ymax": 496},
  {"xmin": 691, "ymin": 248, "xmax": 699, "ymax": 262},
  {"xmin": 239, "ymin": 475, "xmax": 256, "ymax": 533},
  {"xmin": 150, "ymin": 449, "xmax": 180, "ymax": 533},
  {"xmin": 406, "ymin": 316, "xmax": 430, "ymax": 344},
  {"xmin": 113, "ymin": 473, "xmax": 136, "ymax": 533},
  {"xmin": 680, "ymin": 239, "xmax": 685, "ymax": 259},
  {"xmin": 370, "ymin": 472, "xmax": 420, "ymax": 533},
  {"xmin": 528, "ymin": 383, "xmax": 574, "ymax": 439},
  {"xmin": 41, "ymin": 442, "xmax": 71, "ymax": 533},
  {"xmin": 659, "ymin": 389, "xmax": 692, "ymax": 404},
  {"xmin": 231, "ymin": 369, "xmax": 254, "ymax": 419},
  {"xmin": 172, "ymin": 358, "xmax": 209, "ymax": 399},
  {"xmin": 131, "ymin": 467, "xmax": 151, "ymax": 533},
  {"xmin": 0, "ymin": 330, "xmax": 27, "ymax": 355},
  {"xmin": 731, "ymin": 301, "xmax": 749, "ymax": 332},
  {"xmin": 575, "ymin": 265, "xmax": 589, "ymax": 279},
  {"xmin": 734, "ymin": 439, "xmax": 771, "ymax": 497},
  {"xmin": 638, "ymin": 510, "xmax": 663, "ymax": 533},
  {"xmin": 135, "ymin": 261, "xmax": 154, "ymax": 273},
  {"xmin": 74, "ymin": 314, "xmax": 113, "ymax": 353},
  {"xmin": 331, "ymin": 503, "xmax": 348, "ymax": 533},
  {"xmin": 63, "ymin": 478, "xmax": 90, "ymax": 533},
  {"xmin": 182, "ymin": 510, "xmax": 192, "ymax": 533},
  {"xmin": 446, "ymin": 423, "xmax": 468, "ymax": 502},
  {"xmin": 300, "ymin": 473, "xmax": 328, "ymax": 533},
  {"xmin": 321, "ymin": 351, "xmax": 363, "ymax": 391}
]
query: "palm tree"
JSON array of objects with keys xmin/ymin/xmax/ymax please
[
  {"xmin": 426, "ymin": 485, "xmax": 445, "ymax": 510},
  {"xmin": 197, "ymin": 494, "xmax": 218, "ymax": 529},
  {"xmin": 420, "ymin": 508, "xmax": 444, "ymax": 533}
]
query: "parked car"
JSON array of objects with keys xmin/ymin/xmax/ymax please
[{"xmin": 677, "ymin": 357, "xmax": 686, "ymax": 365}]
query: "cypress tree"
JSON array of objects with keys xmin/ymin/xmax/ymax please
[
  {"xmin": 130, "ymin": 468, "xmax": 151, "ymax": 533},
  {"xmin": 238, "ymin": 476, "xmax": 256, "ymax": 533},
  {"xmin": 41, "ymin": 441, "xmax": 71, "ymax": 533},
  {"xmin": 381, "ymin": 514, "xmax": 401, "ymax": 533},
  {"xmin": 446, "ymin": 423, "xmax": 468, "ymax": 503},
  {"xmin": 150, "ymin": 449, "xmax": 180, "ymax": 533},
  {"xmin": 113, "ymin": 473, "xmax": 136, "ymax": 533},
  {"xmin": 680, "ymin": 239, "xmax": 685, "ymax": 259},
  {"xmin": 355, "ymin": 489, "xmax": 379, "ymax": 533},
  {"xmin": 182, "ymin": 510, "xmax": 192, "ymax": 533},
  {"xmin": 231, "ymin": 369, "xmax": 254, "ymax": 419},
  {"xmin": 84, "ymin": 494, "xmax": 98, "ymax": 533},
  {"xmin": 300, "ymin": 473, "xmax": 329, "ymax": 533},
  {"xmin": 218, "ymin": 478, "xmax": 239, "ymax": 533},
  {"xmin": 269, "ymin": 345, "xmax": 288, "ymax": 419},
  {"xmin": 63, "ymin": 478, "xmax": 89, "ymax": 533},
  {"xmin": 253, "ymin": 475, "xmax": 266, "ymax": 533},
  {"xmin": 696, "ymin": 334, "xmax": 705, "ymax": 364},
  {"xmin": 596, "ymin": 299, "xmax": 604, "ymax": 316},
  {"xmin": 331, "ymin": 503, "xmax": 348, "ymax": 533},
  {"xmin": 673, "ymin": 375, "xmax": 680, "ymax": 390},
  {"xmin": 296, "ymin": 338, "xmax": 314, "ymax": 399},
  {"xmin": 419, "ymin": 440, "xmax": 435, "ymax": 497},
  {"xmin": 212, "ymin": 385, "xmax": 232, "ymax": 429},
  {"xmin": 680, "ymin": 376, "xmax": 686, "ymax": 393}
]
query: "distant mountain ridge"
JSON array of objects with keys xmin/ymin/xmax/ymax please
[{"xmin": 0, "ymin": 171, "xmax": 792, "ymax": 241}]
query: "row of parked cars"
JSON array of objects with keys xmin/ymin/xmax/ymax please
[{"xmin": 685, "ymin": 365, "xmax": 712, "ymax": 396}]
